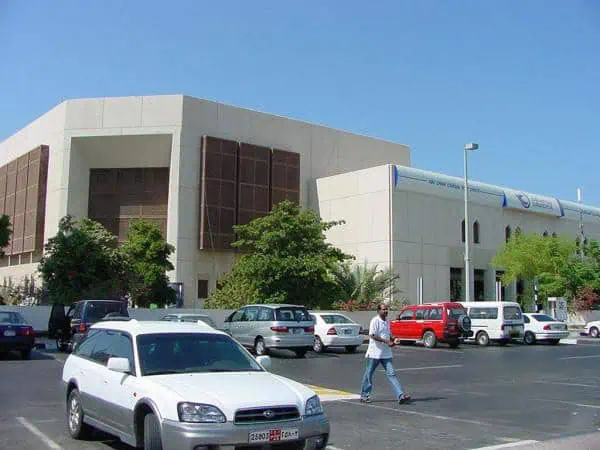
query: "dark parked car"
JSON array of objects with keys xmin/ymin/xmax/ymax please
[
  {"xmin": 0, "ymin": 311, "xmax": 35, "ymax": 359},
  {"xmin": 48, "ymin": 300, "xmax": 128, "ymax": 351}
]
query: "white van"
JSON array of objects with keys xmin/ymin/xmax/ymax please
[{"xmin": 461, "ymin": 301, "xmax": 525, "ymax": 346}]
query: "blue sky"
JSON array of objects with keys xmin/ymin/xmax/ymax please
[{"xmin": 1, "ymin": 1, "xmax": 599, "ymax": 204}]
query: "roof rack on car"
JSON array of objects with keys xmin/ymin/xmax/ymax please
[{"xmin": 99, "ymin": 315, "xmax": 132, "ymax": 322}]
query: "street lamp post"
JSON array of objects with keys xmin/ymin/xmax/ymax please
[{"xmin": 464, "ymin": 142, "xmax": 479, "ymax": 303}]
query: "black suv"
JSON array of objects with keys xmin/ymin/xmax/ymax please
[{"xmin": 48, "ymin": 300, "xmax": 129, "ymax": 351}]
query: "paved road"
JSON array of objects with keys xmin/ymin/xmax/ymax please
[{"xmin": 1, "ymin": 340, "xmax": 600, "ymax": 450}]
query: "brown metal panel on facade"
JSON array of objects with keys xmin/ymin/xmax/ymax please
[
  {"xmin": 88, "ymin": 167, "xmax": 169, "ymax": 243},
  {"xmin": 237, "ymin": 143, "xmax": 271, "ymax": 227},
  {"xmin": 270, "ymin": 149, "xmax": 300, "ymax": 208},
  {"xmin": 199, "ymin": 136, "xmax": 239, "ymax": 250}
]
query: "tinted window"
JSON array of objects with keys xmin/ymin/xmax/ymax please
[
  {"xmin": 137, "ymin": 333, "xmax": 263, "ymax": 376},
  {"xmin": 531, "ymin": 314, "xmax": 554, "ymax": 322},
  {"xmin": 84, "ymin": 302, "xmax": 127, "ymax": 322},
  {"xmin": 0, "ymin": 312, "xmax": 25, "ymax": 324},
  {"xmin": 447, "ymin": 308, "xmax": 466, "ymax": 319},
  {"xmin": 275, "ymin": 307, "xmax": 311, "ymax": 322},
  {"xmin": 72, "ymin": 303, "xmax": 84, "ymax": 320},
  {"xmin": 469, "ymin": 307, "xmax": 498, "ymax": 320},
  {"xmin": 415, "ymin": 309, "xmax": 426, "ymax": 320},
  {"xmin": 429, "ymin": 308, "xmax": 442, "ymax": 320},
  {"xmin": 230, "ymin": 310, "xmax": 244, "ymax": 322},
  {"xmin": 399, "ymin": 310, "xmax": 414, "ymax": 321},
  {"xmin": 243, "ymin": 307, "xmax": 259, "ymax": 322},
  {"xmin": 503, "ymin": 306, "xmax": 522, "ymax": 320},
  {"xmin": 108, "ymin": 332, "xmax": 135, "ymax": 371},
  {"xmin": 88, "ymin": 330, "xmax": 115, "ymax": 365},
  {"xmin": 320, "ymin": 314, "xmax": 353, "ymax": 324},
  {"xmin": 73, "ymin": 329, "xmax": 103, "ymax": 358},
  {"xmin": 258, "ymin": 308, "xmax": 275, "ymax": 321},
  {"xmin": 523, "ymin": 316, "xmax": 530, "ymax": 324}
]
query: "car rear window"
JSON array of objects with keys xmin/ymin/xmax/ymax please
[
  {"xmin": 321, "ymin": 314, "xmax": 353, "ymax": 324},
  {"xmin": 275, "ymin": 307, "xmax": 311, "ymax": 322},
  {"xmin": 503, "ymin": 306, "xmax": 522, "ymax": 320},
  {"xmin": 531, "ymin": 314, "xmax": 555, "ymax": 322},
  {"xmin": 85, "ymin": 302, "xmax": 127, "ymax": 322},
  {"xmin": 0, "ymin": 312, "xmax": 25, "ymax": 324},
  {"xmin": 469, "ymin": 307, "xmax": 498, "ymax": 320},
  {"xmin": 447, "ymin": 308, "xmax": 466, "ymax": 319}
]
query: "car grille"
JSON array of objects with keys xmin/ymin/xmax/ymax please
[
  {"xmin": 234, "ymin": 406, "xmax": 300, "ymax": 424},
  {"xmin": 235, "ymin": 441, "xmax": 305, "ymax": 450}
]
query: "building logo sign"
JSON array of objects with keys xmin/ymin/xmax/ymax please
[{"xmin": 516, "ymin": 192, "xmax": 531, "ymax": 209}]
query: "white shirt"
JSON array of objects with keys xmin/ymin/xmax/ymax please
[{"xmin": 365, "ymin": 316, "xmax": 393, "ymax": 359}]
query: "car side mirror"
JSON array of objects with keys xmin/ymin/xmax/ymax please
[
  {"xmin": 107, "ymin": 357, "xmax": 131, "ymax": 374},
  {"xmin": 256, "ymin": 355, "xmax": 272, "ymax": 370}
]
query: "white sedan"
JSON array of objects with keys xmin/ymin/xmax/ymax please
[
  {"xmin": 584, "ymin": 320, "xmax": 600, "ymax": 338},
  {"xmin": 310, "ymin": 312, "xmax": 363, "ymax": 353},
  {"xmin": 523, "ymin": 313, "xmax": 569, "ymax": 345}
]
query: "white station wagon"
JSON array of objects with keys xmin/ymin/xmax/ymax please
[{"xmin": 61, "ymin": 319, "xmax": 330, "ymax": 450}]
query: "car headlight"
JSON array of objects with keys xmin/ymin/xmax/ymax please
[
  {"xmin": 177, "ymin": 402, "xmax": 226, "ymax": 423},
  {"xmin": 305, "ymin": 395, "xmax": 323, "ymax": 417}
]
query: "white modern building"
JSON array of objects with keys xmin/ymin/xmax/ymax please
[{"xmin": 0, "ymin": 94, "xmax": 597, "ymax": 306}]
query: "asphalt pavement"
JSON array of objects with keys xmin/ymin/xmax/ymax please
[{"xmin": 1, "ymin": 340, "xmax": 600, "ymax": 450}]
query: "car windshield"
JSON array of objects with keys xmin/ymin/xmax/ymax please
[
  {"xmin": 85, "ymin": 302, "xmax": 126, "ymax": 322},
  {"xmin": 320, "ymin": 314, "xmax": 353, "ymax": 324},
  {"xmin": 531, "ymin": 314, "xmax": 555, "ymax": 322},
  {"xmin": 0, "ymin": 312, "xmax": 25, "ymax": 324},
  {"xmin": 447, "ymin": 308, "xmax": 466, "ymax": 319},
  {"xmin": 275, "ymin": 307, "xmax": 311, "ymax": 322},
  {"xmin": 137, "ymin": 333, "xmax": 263, "ymax": 376},
  {"xmin": 504, "ymin": 306, "xmax": 522, "ymax": 320}
]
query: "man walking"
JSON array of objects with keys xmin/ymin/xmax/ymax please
[{"xmin": 360, "ymin": 303, "xmax": 411, "ymax": 404}]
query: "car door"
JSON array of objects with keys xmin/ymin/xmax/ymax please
[
  {"xmin": 227, "ymin": 309, "xmax": 246, "ymax": 342},
  {"xmin": 98, "ymin": 330, "xmax": 138, "ymax": 440},
  {"xmin": 394, "ymin": 309, "xmax": 415, "ymax": 339},
  {"xmin": 239, "ymin": 306, "xmax": 259, "ymax": 346}
]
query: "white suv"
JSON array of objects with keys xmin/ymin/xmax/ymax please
[{"xmin": 61, "ymin": 319, "xmax": 330, "ymax": 450}]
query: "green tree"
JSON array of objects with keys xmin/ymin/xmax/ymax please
[
  {"xmin": 0, "ymin": 215, "xmax": 12, "ymax": 254},
  {"xmin": 38, "ymin": 215, "xmax": 125, "ymax": 304},
  {"xmin": 206, "ymin": 201, "xmax": 352, "ymax": 309},
  {"xmin": 331, "ymin": 261, "xmax": 402, "ymax": 310},
  {"xmin": 120, "ymin": 220, "xmax": 176, "ymax": 307}
]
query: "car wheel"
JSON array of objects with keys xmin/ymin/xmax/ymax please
[
  {"xmin": 143, "ymin": 413, "xmax": 163, "ymax": 450},
  {"xmin": 550, "ymin": 339, "xmax": 560, "ymax": 345},
  {"xmin": 448, "ymin": 340, "xmax": 460, "ymax": 349},
  {"xmin": 590, "ymin": 327, "xmax": 599, "ymax": 338},
  {"xmin": 67, "ymin": 389, "xmax": 90, "ymax": 439},
  {"xmin": 423, "ymin": 331, "xmax": 437, "ymax": 348},
  {"xmin": 21, "ymin": 349, "xmax": 31, "ymax": 360},
  {"xmin": 524, "ymin": 331, "xmax": 536, "ymax": 345},
  {"xmin": 313, "ymin": 336, "xmax": 325, "ymax": 353},
  {"xmin": 345, "ymin": 345, "xmax": 359, "ymax": 353},
  {"xmin": 254, "ymin": 337, "xmax": 268, "ymax": 356},
  {"xmin": 476, "ymin": 331, "xmax": 490, "ymax": 346},
  {"xmin": 294, "ymin": 348, "xmax": 307, "ymax": 358}
]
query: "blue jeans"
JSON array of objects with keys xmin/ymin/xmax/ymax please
[{"xmin": 360, "ymin": 358, "xmax": 404, "ymax": 399}]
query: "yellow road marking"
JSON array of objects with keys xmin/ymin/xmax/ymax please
[{"xmin": 305, "ymin": 384, "xmax": 360, "ymax": 402}]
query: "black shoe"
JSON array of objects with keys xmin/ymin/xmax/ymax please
[
  {"xmin": 398, "ymin": 394, "xmax": 411, "ymax": 405},
  {"xmin": 360, "ymin": 396, "xmax": 372, "ymax": 403}
]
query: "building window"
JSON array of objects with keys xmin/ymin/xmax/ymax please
[
  {"xmin": 495, "ymin": 271, "xmax": 505, "ymax": 301},
  {"xmin": 505, "ymin": 226, "xmax": 511, "ymax": 243},
  {"xmin": 450, "ymin": 268, "xmax": 463, "ymax": 302},
  {"xmin": 197, "ymin": 280, "xmax": 209, "ymax": 299},
  {"xmin": 461, "ymin": 220, "xmax": 465, "ymax": 243},
  {"xmin": 473, "ymin": 221, "xmax": 480, "ymax": 244},
  {"xmin": 474, "ymin": 269, "xmax": 485, "ymax": 301}
]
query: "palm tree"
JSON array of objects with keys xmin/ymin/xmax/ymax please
[{"xmin": 331, "ymin": 262, "xmax": 402, "ymax": 309}]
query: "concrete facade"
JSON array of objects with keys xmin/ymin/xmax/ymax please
[
  {"xmin": 0, "ymin": 95, "xmax": 410, "ymax": 306},
  {"xmin": 317, "ymin": 165, "xmax": 600, "ymax": 304}
]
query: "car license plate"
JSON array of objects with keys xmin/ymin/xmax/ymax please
[
  {"xmin": 3, "ymin": 330, "xmax": 16, "ymax": 337},
  {"xmin": 249, "ymin": 428, "xmax": 299, "ymax": 443},
  {"xmin": 290, "ymin": 328, "xmax": 302, "ymax": 334}
]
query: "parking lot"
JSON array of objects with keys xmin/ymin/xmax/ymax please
[{"xmin": 1, "ymin": 341, "xmax": 600, "ymax": 450}]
